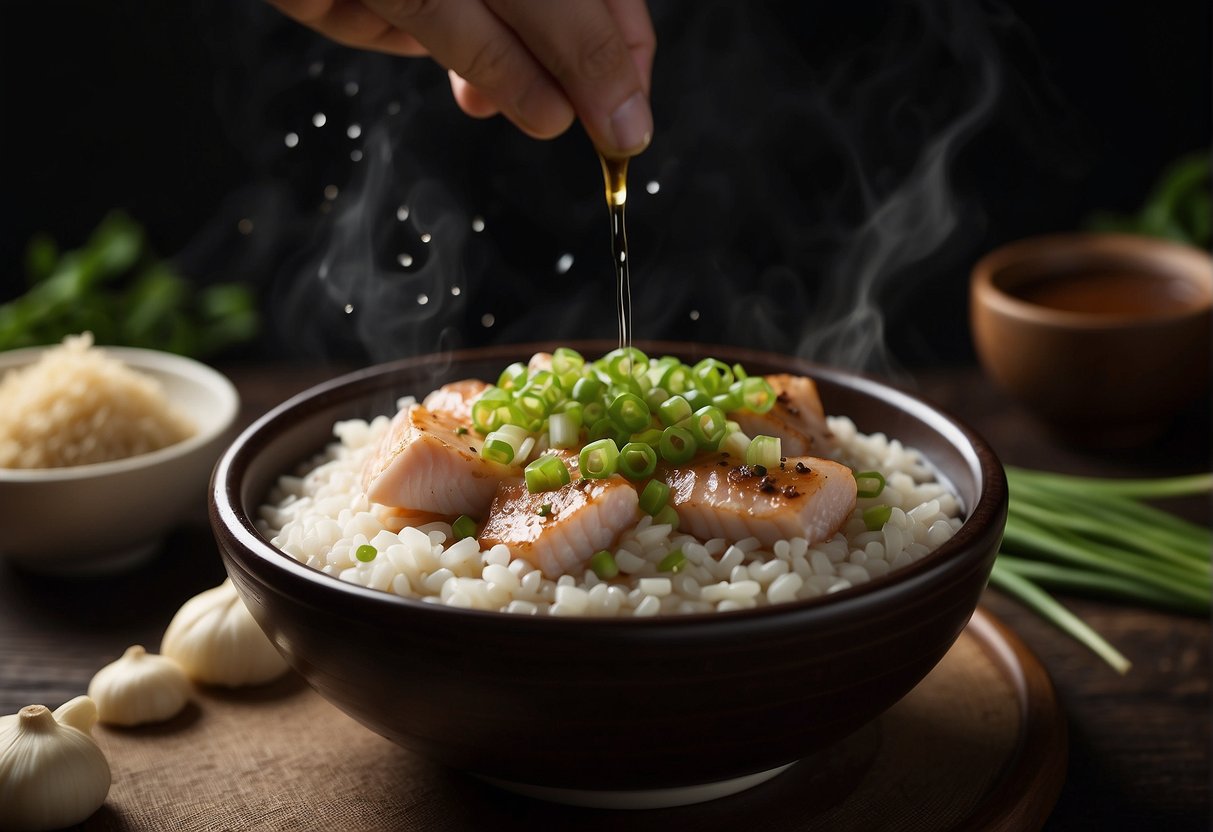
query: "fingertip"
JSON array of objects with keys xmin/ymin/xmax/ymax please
[{"xmin": 448, "ymin": 70, "xmax": 501, "ymax": 119}]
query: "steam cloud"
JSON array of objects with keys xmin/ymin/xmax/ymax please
[{"xmin": 192, "ymin": 0, "xmax": 1047, "ymax": 374}]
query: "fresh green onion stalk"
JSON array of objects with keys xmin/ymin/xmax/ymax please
[{"xmin": 992, "ymin": 467, "xmax": 1212, "ymax": 674}]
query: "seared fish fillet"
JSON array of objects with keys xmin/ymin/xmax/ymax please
[
  {"xmin": 363, "ymin": 404, "xmax": 513, "ymax": 516},
  {"xmin": 421, "ymin": 379, "xmax": 489, "ymax": 423},
  {"xmin": 664, "ymin": 454, "xmax": 856, "ymax": 547},
  {"xmin": 731, "ymin": 374, "xmax": 836, "ymax": 457},
  {"xmin": 479, "ymin": 473, "xmax": 640, "ymax": 578}
]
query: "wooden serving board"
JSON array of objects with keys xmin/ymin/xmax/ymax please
[{"xmin": 76, "ymin": 607, "xmax": 1065, "ymax": 831}]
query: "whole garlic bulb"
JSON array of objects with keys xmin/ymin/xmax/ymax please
[
  {"xmin": 0, "ymin": 696, "xmax": 111, "ymax": 831},
  {"xmin": 88, "ymin": 645, "xmax": 192, "ymax": 726},
  {"xmin": 161, "ymin": 578, "xmax": 290, "ymax": 687}
]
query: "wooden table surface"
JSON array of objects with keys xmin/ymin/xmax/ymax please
[{"xmin": 1, "ymin": 361, "xmax": 1208, "ymax": 830}]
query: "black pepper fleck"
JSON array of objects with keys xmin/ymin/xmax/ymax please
[{"xmin": 795, "ymin": 461, "xmax": 810, "ymax": 474}]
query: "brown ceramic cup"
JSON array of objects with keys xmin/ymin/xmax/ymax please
[
  {"xmin": 970, "ymin": 233, "xmax": 1212, "ymax": 446},
  {"xmin": 210, "ymin": 341, "xmax": 1007, "ymax": 807}
]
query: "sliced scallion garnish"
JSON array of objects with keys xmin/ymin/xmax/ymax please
[
  {"xmin": 451, "ymin": 515, "xmax": 477, "ymax": 540},
  {"xmin": 524, "ymin": 455, "xmax": 571, "ymax": 493},
  {"xmin": 854, "ymin": 470, "xmax": 886, "ymax": 499},
  {"xmin": 589, "ymin": 550, "xmax": 619, "ymax": 579}
]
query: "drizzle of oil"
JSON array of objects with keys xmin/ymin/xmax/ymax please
[{"xmin": 599, "ymin": 152, "xmax": 632, "ymax": 352}]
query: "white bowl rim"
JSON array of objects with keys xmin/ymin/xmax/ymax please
[{"xmin": 0, "ymin": 344, "xmax": 240, "ymax": 482}]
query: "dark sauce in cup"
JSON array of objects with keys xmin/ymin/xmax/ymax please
[{"xmin": 1011, "ymin": 270, "xmax": 1203, "ymax": 317}]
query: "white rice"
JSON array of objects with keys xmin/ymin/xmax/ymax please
[{"xmin": 257, "ymin": 398, "xmax": 964, "ymax": 617}]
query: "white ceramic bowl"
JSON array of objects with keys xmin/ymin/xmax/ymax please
[{"xmin": 0, "ymin": 345, "xmax": 240, "ymax": 575}]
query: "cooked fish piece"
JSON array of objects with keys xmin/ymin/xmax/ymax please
[
  {"xmin": 421, "ymin": 379, "xmax": 489, "ymax": 423},
  {"xmin": 664, "ymin": 454, "xmax": 856, "ymax": 547},
  {"xmin": 527, "ymin": 352, "xmax": 553, "ymax": 373},
  {"xmin": 363, "ymin": 404, "xmax": 513, "ymax": 516},
  {"xmin": 479, "ymin": 473, "xmax": 640, "ymax": 578},
  {"xmin": 730, "ymin": 374, "xmax": 837, "ymax": 457}
]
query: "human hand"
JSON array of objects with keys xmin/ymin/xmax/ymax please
[{"xmin": 266, "ymin": 0, "xmax": 656, "ymax": 157}]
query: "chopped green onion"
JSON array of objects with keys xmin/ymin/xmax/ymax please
[
  {"xmin": 689, "ymin": 405, "xmax": 727, "ymax": 449},
  {"xmin": 658, "ymin": 362, "xmax": 694, "ymax": 394},
  {"xmin": 551, "ymin": 346, "xmax": 584, "ymax": 376},
  {"xmin": 470, "ymin": 388, "xmax": 511, "ymax": 433},
  {"xmin": 659, "ymin": 425, "xmax": 697, "ymax": 464},
  {"xmin": 746, "ymin": 435, "xmax": 782, "ymax": 469},
  {"xmin": 693, "ymin": 358, "xmax": 733, "ymax": 395},
  {"xmin": 644, "ymin": 386, "xmax": 670, "ymax": 410},
  {"xmin": 731, "ymin": 363, "xmax": 748, "ymax": 381},
  {"xmin": 721, "ymin": 428, "xmax": 751, "ymax": 459},
  {"xmin": 572, "ymin": 376, "xmax": 604, "ymax": 404},
  {"xmin": 639, "ymin": 479, "xmax": 670, "ymax": 516},
  {"xmin": 630, "ymin": 427, "xmax": 664, "ymax": 447},
  {"xmin": 537, "ymin": 503, "xmax": 553, "ymax": 517},
  {"xmin": 524, "ymin": 455, "xmax": 571, "ymax": 493},
  {"xmin": 588, "ymin": 417, "xmax": 621, "ymax": 443},
  {"xmin": 855, "ymin": 470, "xmax": 886, "ymax": 499},
  {"xmin": 481, "ymin": 424, "xmax": 528, "ymax": 465},
  {"xmin": 602, "ymin": 347, "xmax": 648, "ymax": 380},
  {"xmin": 659, "ymin": 395, "xmax": 693, "ymax": 427},
  {"xmin": 355, "ymin": 544, "xmax": 377, "ymax": 562},
  {"xmin": 740, "ymin": 376, "xmax": 776, "ymax": 413},
  {"xmin": 497, "ymin": 362, "xmax": 528, "ymax": 391},
  {"xmin": 480, "ymin": 435, "xmax": 516, "ymax": 465},
  {"xmin": 589, "ymin": 550, "xmax": 619, "ymax": 579},
  {"xmin": 863, "ymin": 505, "xmax": 892, "ymax": 531},
  {"xmin": 682, "ymin": 389, "xmax": 711, "ymax": 412},
  {"xmin": 514, "ymin": 389, "xmax": 549, "ymax": 423},
  {"xmin": 658, "ymin": 548, "xmax": 688, "ymax": 573},
  {"xmin": 524, "ymin": 370, "xmax": 564, "ymax": 407},
  {"xmin": 452, "ymin": 515, "xmax": 477, "ymax": 540},
  {"xmin": 579, "ymin": 438, "xmax": 620, "ymax": 479},
  {"xmin": 653, "ymin": 504, "xmax": 680, "ymax": 530},
  {"xmin": 712, "ymin": 390, "xmax": 742, "ymax": 412},
  {"xmin": 581, "ymin": 401, "xmax": 606, "ymax": 425},
  {"xmin": 548, "ymin": 411, "xmax": 580, "ymax": 449},
  {"xmin": 618, "ymin": 442, "xmax": 658, "ymax": 480},
  {"xmin": 607, "ymin": 392, "xmax": 651, "ymax": 432},
  {"xmin": 455, "ymin": 426, "xmax": 468, "ymax": 436}
]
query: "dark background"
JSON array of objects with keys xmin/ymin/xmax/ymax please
[{"xmin": 1, "ymin": 0, "xmax": 1209, "ymax": 371}]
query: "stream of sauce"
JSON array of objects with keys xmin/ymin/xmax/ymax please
[{"xmin": 599, "ymin": 153, "xmax": 632, "ymax": 351}]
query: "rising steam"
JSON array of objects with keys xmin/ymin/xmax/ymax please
[{"xmin": 192, "ymin": 0, "xmax": 1041, "ymax": 373}]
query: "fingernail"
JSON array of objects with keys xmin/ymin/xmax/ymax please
[{"xmin": 609, "ymin": 92, "xmax": 653, "ymax": 155}]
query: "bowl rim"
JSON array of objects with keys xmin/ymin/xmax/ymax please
[
  {"xmin": 0, "ymin": 344, "xmax": 240, "ymax": 482},
  {"xmin": 971, "ymin": 231, "xmax": 1213, "ymax": 330},
  {"xmin": 212, "ymin": 341, "xmax": 1008, "ymax": 631}
]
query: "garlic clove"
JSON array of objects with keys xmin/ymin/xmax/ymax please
[
  {"xmin": 161, "ymin": 578, "xmax": 290, "ymax": 687},
  {"xmin": 53, "ymin": 695, "xmax": 99, "ymax": 736},
  {"xmin": 0, "ymin": 699, "xmax": 112, "ymax": 831},
  {"xmin": 88, "ymin": 645, "xmax": 192, "ymax": 726}
]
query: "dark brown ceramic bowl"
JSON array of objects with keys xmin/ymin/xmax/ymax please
[
  {"xmin": 971, "ymin": 233, "xmax": 1213, "ymax": 446},
  {"xmin": 210, "ymin": 341, "xmax": 1007, "ymax": 807}
]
